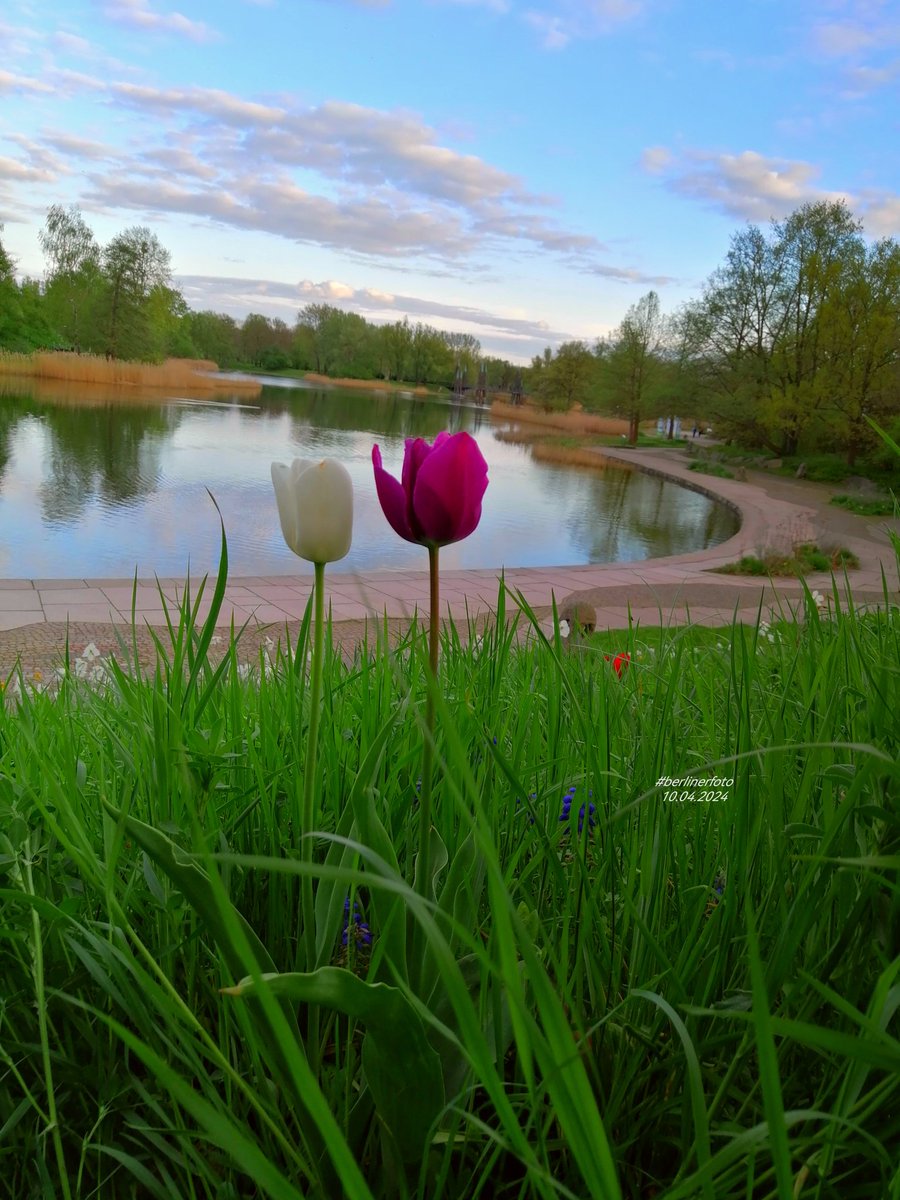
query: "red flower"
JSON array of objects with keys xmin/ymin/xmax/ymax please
[
  {"xmin": 604, "ymin": 652, "xmax": 630, "ymax": 677},
  {"xmin": 372, "ymin": 432, "xmax": 488, "ymax": 547}
]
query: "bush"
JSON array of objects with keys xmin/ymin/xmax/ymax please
[{"xmin": 831, "ymin": 494, "xmax": 897, "ymax": 516}]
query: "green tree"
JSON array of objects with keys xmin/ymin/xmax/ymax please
[
  {"xmin": 694, "ymin": 200, "xmax": 870, "ymax": 455},
  {"xmin": 39, "ymin": 204, "xmax": 100, "ymax": 350},
  {"xmin": 604, "ymin": 290, "xmax": 665, "ymax": 443},
  {"xmin": 380, "ymin": 317, "xmax": 413, "ymax": 381},
  {"xmin": 817, "ymin": 237, "xmax": 900, "ymax": 464},
  {"xmin": 189, "ymin": 310, "xmax": 240, "ymax": 366},
  {"xmin": 99, "ymin": 226, "xmax": 172, "ymax": 360},
  {"xmin": 0, "ymin": 226, "xmax": 24, "ymax": 348},
  {"xmin": 529, "ymin": 340, "xmax": 596, "ymax": 410}
]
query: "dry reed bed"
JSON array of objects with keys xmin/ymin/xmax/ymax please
[
  {"xmin": 490, "ymin": 399, "xmax": 629, "ymax": 436},
  {"xmin": 303, "ymin": 372, "xmax": 431, "ymax": 395},
  {"xmin": 0, "ymin": 353, "xmax": 262, "ymax": 396}
]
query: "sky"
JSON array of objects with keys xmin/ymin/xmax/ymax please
[{"xmin": 0, "ymin": 0, "xmax": 898, "ymax": 363}]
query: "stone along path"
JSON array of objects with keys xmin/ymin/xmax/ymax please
[{"xmin": 1, "ymin": 445, "xmax": 897, "ymax": 679}]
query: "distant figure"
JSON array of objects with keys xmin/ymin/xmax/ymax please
[{"xmin": 692, "ymin": 425, "xmax": 699, "ymax": 438}]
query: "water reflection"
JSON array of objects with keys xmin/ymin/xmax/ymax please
[{"xmin": 0, "ymin": 378, "xmax": 736, "ymax": 578}]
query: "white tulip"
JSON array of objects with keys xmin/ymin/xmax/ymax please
[{"xmin": 271, "ymin": 458, "xmax": 354, "ymax": 564}]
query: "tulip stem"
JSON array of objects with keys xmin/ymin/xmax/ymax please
[
  {"xmin": 416, "ymin": 545, "xmax": 440, "ymax": 909},
  {"xmin": 301, "ymin": 561, "xmax": 325, "ymax": 1062}
]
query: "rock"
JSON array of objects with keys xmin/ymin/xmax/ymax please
[
  {"xmin": 795, "ymin": 463, "xmax": 807, "ymax": 478},
  {"xmin": 765, "ymin": 458, "xmax": 783, "ymax": 470},
  {"xmin": 844, "ymin": 475, "xmax": 880, "ymax": 497},
  {"xmin": 735, "ymin": 467, "xmax": 748, "ymax": 481}
]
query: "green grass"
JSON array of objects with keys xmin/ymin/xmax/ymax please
[
  {"xmin": 831, "ymin": 494, "xmax": 897, "ymax": 517},
  {"xmin": 688, "ymin": 461, "xmax": 735, "ymax": 479},
  {"xmin": 716, "ymin": 543, "xmax": 861, "ymax": 577},
  {"xmin": 1, "ymin": 564, "xmax": 899, "ymax": 1198}
]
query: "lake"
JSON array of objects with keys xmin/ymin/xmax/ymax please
[{"xmin": 0, "ymin": 377, "xmax": 738, "ymax": 578}]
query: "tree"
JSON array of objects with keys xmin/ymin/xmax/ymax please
[
  {"xmin": 694, "ymin": 200, "xmax": 870, "ymax": 455},
  {"xmin": 0, "ymin": 226, "xmax": 25, "ymax": 348},
  {"xmin": 99, "ymin": 226, "xmax": 172, "ymax": 359},
  {"xmin": 604, "ymin": 290, "xmax": 665, "ymax": 443},
  {"xmin": 190, "ymin": 310, "xmax": 240, "ymax": 366},
  {"xmin": 39, "ymin": 205, "xmax": 101, "ymax": 351},
  {"xmin": 380, "ymin": 318, "xmax": 412, "ymax": 381},
  {"xmin": 296, "ymin": 303, "xmax": 339, "ymax": 374},
  {"xmin": 817, "ymin": 237, "xmax": 900, "ymax": 464},
  {"xmin": 529, "ymin": 340, "xmax": 596, "ymax": 410}
]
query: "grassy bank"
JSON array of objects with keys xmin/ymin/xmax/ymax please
[
  {"xmin": 0, "ymin": 351, "xmax": 263, "ymax": 395},
  {"xmin": 1, "ymin": 558, "xmax": 898, "ymax": 1198}
]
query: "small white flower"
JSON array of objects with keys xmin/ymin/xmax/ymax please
[
  {"xmin": 558, "ymin": 619, "xmax": 570, "ymax": 639},
  {"xmin": 81, "ymin": 642, "xmax": 101, "ymax": 661},
  {"xmin": 211, "ymin": 635, "xmax": 223, "ymax": 646}
]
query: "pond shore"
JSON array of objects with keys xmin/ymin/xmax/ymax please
[{"xmin": 1, "ymin": 445, "xmax": 897, "ymax": 680}]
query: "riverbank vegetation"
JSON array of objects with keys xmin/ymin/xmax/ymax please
[
  {"xmin": 3, "ymin": 199, "xmax": 899, "ymax": 475},
  {"xmin": 2, "ymin": 552, "xmax": 898, "ymax": 1198},
  {"xmin": 527, "ymin": 201, "xmax": 900, "ymax": 472},
  {"xmin": 716, "ymin": 543, "xmax": 860, "ymax": 577},
  {"xmin": 0, "ymin": 351, "xmax": 262, "ymax": 395}
]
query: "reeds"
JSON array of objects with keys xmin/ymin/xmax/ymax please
[
  {"xmin": 491, "ymin": 398, "xmax": 630, "ymax": 436},
  {"xmin": 0, "ymin": 351, "xmax": 262, "ymax": 395}
]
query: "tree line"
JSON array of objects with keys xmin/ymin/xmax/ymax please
[
  {"xmin": 529, "ymin": 201, "xmax": 900, "ymax": 464},
  {"xmin": 0, "ymin": 206, "xmax": 516, "ymax": 390},
  {"xmin": 2, "ymin": 200, "xmax": 898, "ymax": 463}
]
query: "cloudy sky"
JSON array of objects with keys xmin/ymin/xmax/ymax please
[{"xmin": 1, "ymin": 0, "xmax": 897, "ymax": 361}]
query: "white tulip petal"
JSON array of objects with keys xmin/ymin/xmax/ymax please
[{"xmin": 271, "ymin": 457, "xmax": 353, "ymax": 564}]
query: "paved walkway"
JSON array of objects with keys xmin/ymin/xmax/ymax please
[{"xmin": 1, "ymin": 447, "xmax": 898, "ymax": 673}]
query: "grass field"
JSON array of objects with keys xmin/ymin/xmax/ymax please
[{"xmin": 1, "ymin": 543, "xmax": 898, "ymax": 1198}]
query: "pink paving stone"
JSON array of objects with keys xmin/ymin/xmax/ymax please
[
  {"xmin": 37, "ymin": 587, "xmax": 110, "ymax": 606},
  {"xmin": 30, "ymin": 579, "xmax": 90, "ymax": 589},
  {"xmin": 243, "ymin": 584, "xmax": 311, "ymax": 600},
  {"xmin": 0, "ymin": 591, "xmax": 43, "ymax": 611},
  {"xmin": 0, "ymin": 579, "xmax": 37, "ymax": 590},
  {"xmin": 101, "ymin": 586, "xmax": 178, "ymax": 609},
  {"xmin": 0, "ymin": 612, "xmax": 46, "ymax": 631},
  {"xmin": 42, "ymin": 604, "xmax": 131, "ymax": 623},
  {"xmin": 239, "ymin": 603, "xmax": 311, "ymax": 624}
]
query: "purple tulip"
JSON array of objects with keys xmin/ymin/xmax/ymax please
[{"xmin": 371, "ymin": 432, "xmax": 488, "ymax": 547}]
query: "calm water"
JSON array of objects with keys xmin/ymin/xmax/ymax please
[{"xmin": 0, "ymin": 378, "xmax": 737, "ymax": 578}]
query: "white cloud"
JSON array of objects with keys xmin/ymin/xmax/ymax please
[
  {"xmin": 857, "ymin": 192, "xmax": 900, "ymax": 236},
  {"xmin": 643, "ymin": 147, "xmax": 850, "ymax": 222},
  {"xmin": 100, "ymin": 0, "xmax": 219, "ymax": 43},
  {"xmin": 524, "ymin": 0, "xmax": 644, "ymax": 48},
  {"xmin": 642, "ymin": 144, "xmax": 899, "ymax": 237},
  {"xmin": 177, "ymin": 273, "xmax": 569, "ymax": 344},
  {"xmin": 42, "ymin": 131, "xmax": 111, "ymax": 160},
  {"xmin": 0, "ymin": 69, "xmax": 53, "ymax": 95},
  {"xmin": 0, "ymin": 69, "xmax": 657, "ymax": 282},
  {"xmin": 640, "ymin": 146, "xmax": 673, "ymax": 174}
]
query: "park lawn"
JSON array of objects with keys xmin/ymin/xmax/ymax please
[{"xmin": 1, "ymin": 567, "xmax": 898, "ymax": 1199}]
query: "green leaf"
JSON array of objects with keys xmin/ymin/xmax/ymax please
[
  {"xmin": 102, "ymin": 803, "xmax": 277, "ymax": 981},
  {"xmin": 223, "ymin": 967, "xmax": 445, "ymax": 1163}
]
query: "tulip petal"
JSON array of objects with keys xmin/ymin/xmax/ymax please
[
  {"xmin": 412, "ymin": 432, "xmax": 488, "ymax": 546},
  {"xmin": 293, "ymin": 459, "xmax": 354, "ymax": 563},
  {"xmin": 272, "ymin": 458, "xmax": 353, "ymax": 563},
  {"xmin": 372, "ymin": 445, "xmax": 417, "ymax": 543},
  {"xmin": 271, "ymin": 460, "xmax": 306, "ymax": 556}
]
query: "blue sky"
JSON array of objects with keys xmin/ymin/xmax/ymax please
[{"xmin": 1, "ymin": 0, "xmax": 898, "ymax": 361}]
